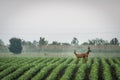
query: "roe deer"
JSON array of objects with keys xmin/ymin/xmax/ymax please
[{"xmin": 74, "ymin": 47, "xmax": 91, "ymax": 64}]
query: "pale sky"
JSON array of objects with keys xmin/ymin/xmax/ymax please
[{"xmin": 0, "ymin": 0, "xmax": 120, "ymax": 44}]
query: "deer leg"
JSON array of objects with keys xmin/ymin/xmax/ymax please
[
  {"xmin": 85, "ymin": 57, "xmax": 87, "ymax": 63},
  {"xmin": 82, "ymin": 58, "xmax": 84, "ymax": 63},
  {"xmin": 86, "ymin": 57, "xmax": 88, "ymax": 62},
  {"xmin": 82, "ymin": 58, "xmax": 85, "ymax": 63},
  {"xmin": 76, "ymin": 58, "xmax": 79, "ymax": 64},
  {"xmin": 82, "ymin": 56, "xmax": 86, "ymax": 63}
]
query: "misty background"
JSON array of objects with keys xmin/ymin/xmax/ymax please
[{"xmin": 0, "ymin": 0, "xmax": 120, "ymax": 44}]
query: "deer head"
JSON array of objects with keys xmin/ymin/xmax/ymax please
[{"xmin": 88, "ymin": 47, "xmax": 91, "ymax": 52}]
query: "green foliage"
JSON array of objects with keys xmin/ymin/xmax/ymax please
[
  {"xmin": 31, "ymin": 64, "xmax": 56, "ymax": 80},
  {"xmin": 89, "ymin": 58, "xmax": 99, "ymax": 80},
  {"xmin": 0, "ymin": 65, "xmax": 19, "ymax": 79},
  {"xmin": 101, "ymin": 58, "xmax": 112, "ymax": 80},
  {"xmin": 18, "ymin": 64, "xmax": 45, "ymax": 80},
  {"xmin": 0, "ymin": 57, "xmax": 120, "ymax": 80},
  {"xmin": 62, "ymin": 43, "xmax": 70, "ymax": 46},
  {"xmin": 32, "ymin": 40, "xmax": 39, "ymax": 46},
  {"xmin": 0, "ymin": 39, "xmax": 4, "ymax": 46},
  {"xmin": 60, "ymin": 64, "xmax": 76, "ymax": 80},
  {"xmin": 82, "ymin": 42, "xmax": 89, "ymax": 45},
  {"xmin": 88, "ymin": 38, "xmax": 109, "ymax": 45},
  {"xmin": 114, "ymin": 64, "xmax": 120, "ymax": 80},
  {"xmin": 71, "ymin": 37, "xmax": 79, "ymax": 46},
  {"xmin": 51, "ymin": 41, "xmax": 61, "ymax": 45},
  {"xmin": 110, "ymin": 38, "xmax": 119, "ymax": 45},
  {"xmin": 9, "ymin": 38, "xmax": 22, "ymax": 54},
  {"xmin": 75, "ymin": 64, "xmax": 87, "ymax": 80},
  {"xmin": 39, "ymin": 37, "xmax": 48, "ymax": 46},
  {"xmin": 2, "ymin": 64, "xmax": 34, "ymax": 80},
  {"xmin": 0, "ymin": 64, "xmax": 11, "ymax": 72},
  {"xmin": 22, "ymin": 40, "xmax": 34, "ymax": 46},
  {"xmin": 46, "ymin": 64, "xmax": 67, "ymax": 80}
]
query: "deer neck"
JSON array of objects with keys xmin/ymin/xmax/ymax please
[
  {"xmin": 86, "ymin": 50, "xmax": 90, "ymax": 55},
  {"xmin": 74, "ymin": 51, "xmax": 77, "ymax": 56},
  {"xmin": 74, "ymin": 52, "xmax": 77, "ymax": 55}
]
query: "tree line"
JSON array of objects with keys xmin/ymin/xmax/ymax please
[{"xmin": 0, "ymin": 37, "xmax": 119, "ymax": 54}]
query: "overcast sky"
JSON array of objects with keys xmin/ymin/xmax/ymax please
[{"xmin": 0, "ymin": 0, "xmax": 120, "ymax": 44}]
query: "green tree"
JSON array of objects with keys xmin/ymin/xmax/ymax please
[
  {"xmin": 39, "ymin": 37, "xmax": 48, "ymax": 46},
  {"xmin": 21, "ymin": 40, "xmax": 26, "ymax": 45},
  {"xmin": 82, "ymin": 42, "xmax": 89, "ymax": 45},
  {"xmin": 33, "ymin": 40, "xmax": 39, "ymax": 46},
  {"xmin": 62, "ymin": 42, "xmax": 70, "ymax": 46},
  {"xmin": 9, "ymin": 38, "xmax": 22, "ymax": 54},
  {"xmin": 22, "ymin": 40, "xmax": 34, "ymax": 46},
  {"xmin": 88, "ymin": 40, "xmax": 95, "ymax": 45},
  {"xmin": 71, "ymin": 37, "xmax": 79, "ymax": 46},
  {"xmin": 88, "ymin": 38, "xmax": 109, "ymax": 45},
  {"xmin": 0, "ymin": 39, "xmax": 4, "ymax": 46},
  {"xmin": 110, "ymin": 38, "xmax": 119, "ymax": 45},
  {"xmin": 51, "ymin": 41, "xmax": 61, "ymax": 45}
]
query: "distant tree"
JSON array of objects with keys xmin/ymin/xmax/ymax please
[
  {"xmin": 27, "ymin": 41, "xmax": 33, "ymax": 46},
  {"xmin": 62, "ymin": 43, "xmax": 70, "ymax": 46},
  {"xmin": 22, "ymin": 40, "xmax": 33, "ymax": 46},
  {"xmin": 82, "ymin": 42, "xmax": 89, "ymax": 45},
  {"xmin": 9, "ymin": 38, "xmax": 22, "ymax": 54},
  {"xmin": 39, "ymin": 37, "xmax": 48, "ymax": 46},
  {"xmin": 88, "ymin": 38, "xmax": 109, "ymax": 45},
  {"xmin": 0, "ymin": 39, "xmax": 4, "ymax": 46},
  {"xmin": 33, "ymin": 40, "xmax": 39, "ymax": 46},
  {"xmin": 21, "ymin": 40, "xmax": 26, "ymax": 45},
  {"xmin": 51, "ymin": 41, "xmax": 61, "ymax": 45},
  {"xmin": 110, "ymin": 38, "xmax": 119, "ymax": 45},
  {"xmin": 88, "ymin": 40, "xmax": 95, "ymax": 45},
  {"xmin": 71, "ymin": 37, "xmax": 79, "ymax": 46}
]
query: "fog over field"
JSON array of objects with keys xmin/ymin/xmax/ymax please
[{"xmin": 0, "ymin": 0, "xmax": 120, "ymax": 44}]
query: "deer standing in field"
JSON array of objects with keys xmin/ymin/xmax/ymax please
[{"xmin": 74, "ymin": 47, "xmax": 91, "ymax": 64}]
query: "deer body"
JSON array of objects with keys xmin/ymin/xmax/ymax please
[{"xmin": 74, "ymin": 47, "xmax": 91, "ymax": 64}]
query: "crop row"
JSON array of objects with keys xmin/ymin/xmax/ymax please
[{"xmin": 0, "ymin": 57, "xmax": 120, "ymax": 80}]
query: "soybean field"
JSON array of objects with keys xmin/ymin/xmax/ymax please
[{"xmin": 0, "ymin": 57, "xmax": 120, "ymax": 80}]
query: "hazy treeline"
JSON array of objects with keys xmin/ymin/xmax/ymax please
[
  {"xmin": 0, "ymin": 37, "xmax": 120, "ymax": 53},
  {"xmin": 0, "ymin": 37, "xmax": 119, "ymax": 46},
  {"xmin": 21, "ymin": 45, "xmax": 120, "ymax": 53}
]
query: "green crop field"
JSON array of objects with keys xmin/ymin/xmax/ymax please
[{"xmin": 0, "ymin": 57, "xmax": 120, "ymax": 80}]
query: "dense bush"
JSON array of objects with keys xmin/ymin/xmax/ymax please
[{"xmin": 8, "ymin": 38, "xmax": 22, "ymax": 54}]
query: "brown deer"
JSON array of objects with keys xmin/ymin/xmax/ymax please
[{"xmin": 74, "ymin": 47, "xmax": 91, "ymax": 64}]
